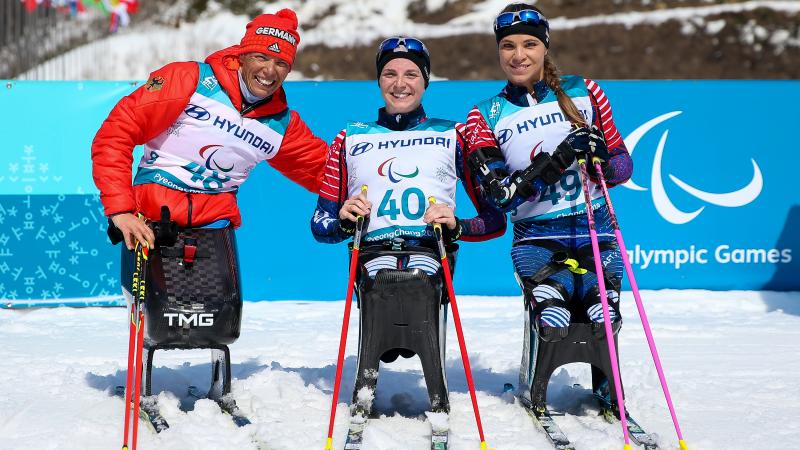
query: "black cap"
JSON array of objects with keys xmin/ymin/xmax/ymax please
[
  {"xmin": 495, "ymin": 21, "xmax": 550, "ymax": 47},
  {"xmin": 376, "ymin": 39, "xmax": 431, "ymax": 88}
]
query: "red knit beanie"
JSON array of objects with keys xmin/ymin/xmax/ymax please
[{"xmin": 238, "ymin": 9, "xmax": 300, "ymax": 67}]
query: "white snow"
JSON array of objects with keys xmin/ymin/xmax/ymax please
[
  {"xmin": 705, "ymin": 19, "xmax": 727, "ymax": 35},
  {"xmin": 2, "ymin": 290, "xmax": 799, "ymax": 449},
  {"xmin": 20, "ymin": 0, "xmax": 800, "ymax": 80},
  {"xmin": 548, "ymin": 1, "xmax": 800, "ymax": 31},
  {"xmin": 425, "ymin": 410, "xmax": 449, "ymax": 432},
  {"xmin": 356, "ymin": 385, "xmax": 377, "ymax": 407}
]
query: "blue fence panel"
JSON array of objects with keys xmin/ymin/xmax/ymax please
[{"xmin": 0, "ymin": 80, "xmax": 797, "ymax": 307}]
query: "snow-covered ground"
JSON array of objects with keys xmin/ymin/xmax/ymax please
[
  {"xmin": 21, "ymin": 0, "xmax": 800, "ymax": 80},
  {"xmin": 1, "ymin": 290, "xmax": 799, "ymax": 449}
]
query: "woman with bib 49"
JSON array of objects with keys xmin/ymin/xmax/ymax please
[{"xmin": 464, "ymin": 4, "xmax": 633, "ymax": 355}]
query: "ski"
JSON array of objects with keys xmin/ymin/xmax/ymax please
[
  {"xmin": 512, "ymin": 391, "xmax": 574, "ymax": 450},
  {"xmin": 521, "ymin": 402, "xmax": 575, "ymax": 450},
  {"xmin": 115, "ymin": 386, "xmax": 170, "ymax": 433},
  {"xmin": 188, "ymin": 385, "xmax": 252, "ymax": 427},
  {"xmin": 595, "ymin": 393, "xmax": 659, "ymax": 449},
  {"xmin": 343, "ymin": 411, "xmax": 367, "ymax": 449},
  {"xmin": 139, "ymin": 396, "xmax": 170, "ymax": 433},
  {"xmin": 430, "ymin": 428, "xmax": 449, "ymax": 450},
  {"xmin": 427, "ymin": 411, "xmax": 449, "ymax": 450},
  {"xmin": 217, "ymin": 395, "xmax": 253, "ymax": 427},
  {"xmin": 187, "ymin": 386, "xmax": 270, "ymax": 449},
  {"xmin": 342, "ymin": 409, "xmax": 447, "ymax": 449}
]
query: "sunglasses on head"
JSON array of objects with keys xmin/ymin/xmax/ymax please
[
  {"xmin": 493, "ymin": 9, "xmax": 548, "ymax": 32},
  {"xmin": 377, "ymin": 37, "xmax": 430, "ymax": 59}
]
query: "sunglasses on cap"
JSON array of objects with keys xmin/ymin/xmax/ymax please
[
  {"xmin": 493, "ymin": 9, "xmax": 548, "ymax": 32},
  {"xmin": 376, "ymin": 37, "xmax": 430, "ymax": 59}
]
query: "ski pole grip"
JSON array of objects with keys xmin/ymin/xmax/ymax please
[
  {"xmin": 356, "ymin": 185, "xmax": 368, "ymax": 225},
  {"xmin": 427, "ymin": 196, "xmax": 442, "ymax": 234}
]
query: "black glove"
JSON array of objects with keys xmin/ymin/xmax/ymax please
[
  {"xmin": 338, "ymin": 218, "xmax": 356, "ymax": 236},
  {"xmin": 561, "ymin": 126, "xmax": 592, "ymax": 155},
  {"xmin": 585, "ymin": 125, "xmax": 614, "ymax": 181},
  {"xmin": 340, "ymin": 214, "xmax": 370, "ymax": 236},
  {"xmin": 549, "ymin": 140, "xmax": 577, "ymax": 180},
  {"xmin": 512, "ymin": 143, "xmax": 576, "ymax": 199},
  {"xmin": 442, "ymin": 218, "xmax": 464, "ymax": 243},
  {"xmin": 561, "ymin": 125, "xmax": 613, "ymax": 180}
]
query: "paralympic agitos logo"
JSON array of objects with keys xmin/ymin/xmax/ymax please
[
  {"xmin": 377, "ymin": 157, "xmax": 419, "ymax": 183},
  {"xmin": 623, "ymin": 111, "xmax": 762, "ymax": 224},
  {"xmin": 199, "ymin": 145, "xmax": 234, "ymax": 172}
]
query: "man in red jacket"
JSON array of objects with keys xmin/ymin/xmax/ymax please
[
  {"xmin": 92, "ymin": 8, "xmax": 327, "ymax": 250},
  {"xmin": 92, "ymin": 10, "xmax": 329, "ymax": 426}
]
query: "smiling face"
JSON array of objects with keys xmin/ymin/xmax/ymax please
[
  {"xmin": 379, "ymin": 58, "xmax": 426, "ymax": 114},
  {"xmin": 498, "ymin": 34, "xmax": 547, "ymax": 90},
  {"xmin": 238, "ymin": 52, "xmax": 291, "ymax": 98}
]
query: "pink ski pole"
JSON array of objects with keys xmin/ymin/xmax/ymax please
[
  {"xmin": 593, "ymin": 157, "xmax": 688, "ymax": 450},
  {"xmin": 576, "ymin": 154, "xmax": 631, "ymax": 449}
]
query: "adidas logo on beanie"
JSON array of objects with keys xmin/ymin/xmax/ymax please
[{"xmin": 238, "ymin": 9, "xmax": 300, "ymax": 66}]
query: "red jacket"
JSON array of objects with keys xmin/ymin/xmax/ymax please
[{"xmin": 91, "ymin": 46, "xmax": 328, "ymax": 227}]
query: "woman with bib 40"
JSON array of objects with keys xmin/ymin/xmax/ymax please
[{"xmin": 311, "ymin": 37, "xmax": 504, "ymax": 448}]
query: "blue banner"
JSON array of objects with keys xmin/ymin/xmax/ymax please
[{"xmin": 0, "ymin": 80, "xmax": 797, "ymax": 306}]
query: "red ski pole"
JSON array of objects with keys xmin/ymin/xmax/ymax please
[
  {"xmin": 130, "ymin": 308, "xmax": 146, "ymax": 450},
  {"xmin": 429, "ymin": 197, "xmax": 492, "ymax": 450},
  {"xmin": 122, "ymin": 296, "xmax": 139, "ymax": 450},
  {"xmin": 325, "ymin": 185, "xmax": 368, "ymax": 450},
  {"xmin": 122, "ymin": 242, "xmax": 148, "ymax": 450},
  {"xmin": 121, "ymin": 281, "xmax": 137, "ymax": 449}
]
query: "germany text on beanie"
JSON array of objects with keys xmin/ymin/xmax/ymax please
[{"xmin": 238, "ymin": 9, "xmax": 300, "ymax": 66}]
